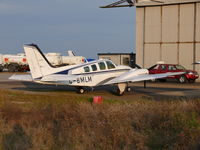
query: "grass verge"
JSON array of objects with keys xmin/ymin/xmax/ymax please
[{"xmin": 0, "ymin": 89, "xmax": 200, "ymax": 150}]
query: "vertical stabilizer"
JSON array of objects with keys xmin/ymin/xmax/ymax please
[
  {"xmin": 24, "ymin": 44, "xmax": 55, "ymax": 79},
  {"xmin": 67, "ymin": 50, "xmax": 76, "ymax": 56}
]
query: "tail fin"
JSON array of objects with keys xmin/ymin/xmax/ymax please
[
  {"xmin": 24, "ymin": 44, "xmax": 55, "ymax": 79},
  {"xmin": 67, "ymin": 50, "xmax": 76, "ymax": 56}
]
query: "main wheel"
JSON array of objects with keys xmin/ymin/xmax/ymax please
[
  {"xmin": 77, "ymin": 87, "xmax": 85, "ymax": 94},
  {"xmin": 178, "ymin": 75, "xmax": 187, "ymax": 83},
  {"xmin": 126, "ymin": 87, "xmax": 131, "ymax": 92}
]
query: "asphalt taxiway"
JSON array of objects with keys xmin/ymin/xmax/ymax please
[{"xmin": 0, "ymin": 72, "xmax": 200, "ymax": 100}]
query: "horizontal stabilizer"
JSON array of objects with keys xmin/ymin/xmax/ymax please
[
  {"xmin": 9, "ymin": 74, "xmax": 33, "ymax": 81},
  {"xmin": 41, "ymin": 74, "xmax": 76, "ymax": 82}
]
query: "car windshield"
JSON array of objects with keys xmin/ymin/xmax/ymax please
[
  {"xmin": 149, "ymin": 65, "xmax": 158, "ymax": 70},
  {"xmin": 176, "ymin": 65, "xmax": 186, "ymax": 70}
]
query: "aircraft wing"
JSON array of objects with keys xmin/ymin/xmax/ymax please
[
  {"xmin": 104, "ymin": 72, "xmax": 185, "ymax": 85},
  {"xmin": 9, "ymin": 74, "xmax": 33, "ymax": 81}
]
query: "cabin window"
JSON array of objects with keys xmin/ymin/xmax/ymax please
[
  {"xmin": 98, "ymin": 62, "xmax": 106, "ymax": 70},
  {"xmin": 91, "ymin": 64, "xmax": 97, "ymax": 71},
  {"xmin": 84, "ymin": 66, "xmax": 90, "ymax": 72},
  {"xmin": 106, "ymin": 61, "xmax": 115, "ymax": 69}
]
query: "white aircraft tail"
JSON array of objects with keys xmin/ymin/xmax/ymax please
[
  {"xmin": 24, "ymin": 44, "xmax": 56, "ymax": 79},
  {"xmin": 67, "ymin": 50, "xmax": 76, "ymax": 56}
]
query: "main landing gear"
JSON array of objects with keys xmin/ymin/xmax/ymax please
[
  {"xmin": 76, "ymin": 84, "xmax": 131, "ymax": 96},
  {"xmin": 117, "ymin": 83, "xmax": 131, "ymax": 96},
  {"xmin": 77, "ymin": 87, "xmax": 85, "ymax": 94}
]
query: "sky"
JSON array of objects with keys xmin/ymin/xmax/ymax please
[{"xmin": 0, "ymin": 0, "xmax": 136, "ymax": 58}]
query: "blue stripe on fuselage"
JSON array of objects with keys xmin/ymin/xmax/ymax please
[{"xmin": 55, "ymin": 60, "xmax": 102, "ymax": 75}]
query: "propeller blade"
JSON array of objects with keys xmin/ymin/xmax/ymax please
[
  {"xmin": 100, "ymin": 0, "xmax": 134, "ymax": 8},
  {"xmin": 100, "ymin": 4, "xmax": 134, "ymax": 8}
]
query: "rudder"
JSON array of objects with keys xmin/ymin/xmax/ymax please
[{"xmin": 24, "ymin": 44, "xmax": 54, "ymax": 79}]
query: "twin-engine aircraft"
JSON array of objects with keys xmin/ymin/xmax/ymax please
[{"xmin": 10, "ymin": 44, "xmax": 183, "ymax": 95}]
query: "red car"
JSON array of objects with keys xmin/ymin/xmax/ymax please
[{"xmin": 148, "ymin": 64, "xmax": 199, "ymax": 83}]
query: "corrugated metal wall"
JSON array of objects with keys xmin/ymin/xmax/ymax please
[{"xmin": 136, "ymin": 1, "xmax": 200, "ymax": 80}]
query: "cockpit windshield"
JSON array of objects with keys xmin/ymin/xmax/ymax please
[{"xmin": 106, "ymin": 61, "xmax": 116, "ymax": 69}]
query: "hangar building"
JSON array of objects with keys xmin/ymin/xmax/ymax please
[
  {"xmin": 136, "ymin": 0, "xmax": 200, "ymax": 78},
  {"xmin": 98, "ymin": 52, "xmax": 136, "ymax": 67}
]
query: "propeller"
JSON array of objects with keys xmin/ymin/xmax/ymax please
[{"xmin": 100, "ymin": 0, "xmax": 164, "ymax": 8}]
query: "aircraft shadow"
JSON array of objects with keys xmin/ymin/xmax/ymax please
[{"xmin": 11, "ymin": 81, "xmax": 117, "ymax": 95}]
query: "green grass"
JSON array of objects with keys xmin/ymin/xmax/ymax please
[{"xmin": 0, "ymin": 89, "xmax": 200, "ymax": 150}]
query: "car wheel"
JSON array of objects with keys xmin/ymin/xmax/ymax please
[
  {"xmin": 178, "ymin": 75, "xmax": 187, "ymax": 83},
  {"xmin": 188, "ymin": 79, "xmax": 196, "ymax": 83}
]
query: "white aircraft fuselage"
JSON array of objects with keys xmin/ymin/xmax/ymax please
[{"xmin": 40, "ymin": 62, "xmax": 133, "ymax": 87}]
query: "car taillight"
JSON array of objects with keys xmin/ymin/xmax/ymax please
[
  {"xmin": 22, "ymin": 58, "xmax": 27, "ymax": 63},
  {"xmin": 4, "ymin": 58, "xmax": 9, "ymax": 62}
]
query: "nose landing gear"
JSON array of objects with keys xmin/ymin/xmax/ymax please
[{"xmin": 117, "ymin": 83, "xmax": 131, "ymax": 96}]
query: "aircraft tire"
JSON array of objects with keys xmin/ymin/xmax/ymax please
[
  {"xmin": 78, "ymin": 88, "xmax": 85, "ymax": 94},
  {"xmin": 126, "ymin": 87, "xmax": 131, "ymax": 92}
]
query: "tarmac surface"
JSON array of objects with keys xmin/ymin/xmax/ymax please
[{"xmin": 0, "ymin": 72, "xmax": 200, "ymax": 100}]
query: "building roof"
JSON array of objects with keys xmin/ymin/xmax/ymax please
[
  {"xmin": 98, "ymin": 52, "xmax": 135, "ymax": 56},
  {"xmin": 136, "ymin": 0, "xmax": 200, "ymax": 7}
]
